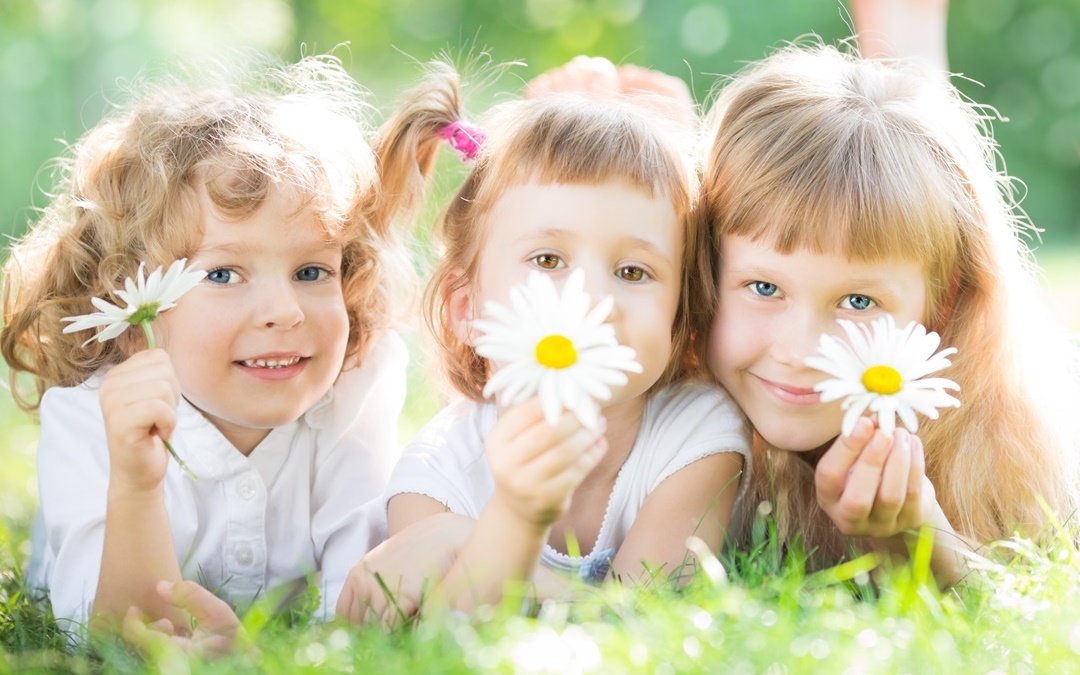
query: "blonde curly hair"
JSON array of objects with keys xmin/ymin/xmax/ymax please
[{"xmin": 2, "ymin": 54, "xmax": 421, "ymax": 411}]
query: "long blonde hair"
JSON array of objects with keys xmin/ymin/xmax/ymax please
[
  {"xmin": 2, "ymin": 54, "xmax": 424, "ymax": 411},
  {"xmin": 703, "ymin": 42, "xmax": 1080, "ymax": 559},
  {"xmin": 424, "ymin": 93, "xmax": 707, "ymax": 401}
]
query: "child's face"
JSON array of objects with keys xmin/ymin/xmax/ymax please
[
  {"xmin": 708, "ymin": 234, "xmax": 927, "ymax": 453},
  {"xmin": 157, "ymin": 185, "xmax": 349, "ymax": 453},
  {"xmin": 466, "ymin": 179, "xmax": 683, "ymax": 413}
]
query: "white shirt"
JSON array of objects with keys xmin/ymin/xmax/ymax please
[
  {"xmin": 32, "ymin": 331, "xmax": 406, "ymax": 630},
  {"xmin": 385, "ymin": 381, "xmax": 751, "ymax": 580}
]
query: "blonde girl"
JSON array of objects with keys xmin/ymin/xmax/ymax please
[
  {"xmin": 702, "ymin": 42, "xmax": 1080, "ymax": 585},
  {"xmin": 1, "ymin": 54, "xmax": 431, "ymax": 637},
  {"xmin": 338, "ymin": 63, "xmax": 751, "ymax": 622}
]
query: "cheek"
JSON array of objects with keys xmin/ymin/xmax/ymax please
[
  {"xmin": 707, "ymin": 296, "xmax": 740, "ymax": 371},
  {"xmin": 320, "ymin": 296, "xmax": 351, "ymax": 350}
]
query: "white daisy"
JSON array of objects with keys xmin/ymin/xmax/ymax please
[
  {"xmin": 472, "ymin": 269, "xmax": 643, "ymax": 429},
  {"xmin": 804, "ymin": 315, "xmax": 961, "ymax": 436},
  {"xmin": 62, "ymin": 258, "xmax": 205, "ymax": 478},
  {"xmin": 62, "ymin": 259, "xmax": 206, "ymax": 348}
]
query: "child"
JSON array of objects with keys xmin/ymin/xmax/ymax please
[
  {"xmin": 701, "ymin": 42, "xmax": 1080, "ymax": 585},
  {"xmin": 338, "ymin": 63, "xmax": 751, "ymax": 622},
  {"xmin": 0, "ymin": 54, "xmax": 433, "ymax": 636}
]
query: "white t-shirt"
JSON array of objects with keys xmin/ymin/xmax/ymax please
[
  {"xmin": 31, "ymin": 331, "xmax": 406, "ymax": 630},
  {"xmin": 385, "ymin": 381, "xmax": 751, "ymax": 581}
]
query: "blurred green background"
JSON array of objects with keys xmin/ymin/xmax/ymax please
[{"xmin": 3, "ymin": 0, "xmax": 1080, "ymax": 251}]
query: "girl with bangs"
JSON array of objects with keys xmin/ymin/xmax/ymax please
[
  {"xmin": 338, "ymin": 63, "xmax": 751, "ymax": 623},
  {"xmin": 1, "ymin": 55, "xmax": 437, "ymax": 643},
  {"xmin": 703, "ymin": 42, "xmax": 1080, "ymax": 585}
]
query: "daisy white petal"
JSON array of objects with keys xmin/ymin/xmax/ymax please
[
  {"xmin": 61, "ymin": 259, "xmax": 206, "ymax": 346},
  {"xmin": 841, "ymin": 394, "xmax": 874, "ymax": 437},
  {"xmin": 895, "ymin": 402, "xmax": 920, "ymax": 434},
  {"xmin": 472, "ymin": 269, "xmax": 642, "ymax": 429},
  {"xmin": 805, "ymin": 316, "xmax": 962, "ymax": 437}
]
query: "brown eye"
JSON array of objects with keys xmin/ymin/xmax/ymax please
[
  {"xmin": 617, "ymin": 266, "xmax": 645, "ymax": 282},
  {"xmin": 533, "ymin": 254, "xmax": 561, "ymax": 270}
]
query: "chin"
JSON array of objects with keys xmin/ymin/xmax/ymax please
[{"xmin": 757, "ymin": 426, "xmax": 835, "ymax": 454}]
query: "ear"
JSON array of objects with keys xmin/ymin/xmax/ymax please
[{"xmin": 445, "ymin": 270, "xmax": 477, "ymax": 347}]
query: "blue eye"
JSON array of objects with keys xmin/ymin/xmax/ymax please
[
  {"xmin": 751, "ymin": 281, "xmax": 779, "ymax": 297},
  {"xmin": 842, "ymin": 294, "xmax": 876, "ymax": 311},
  {"xmin": 206, "ymin": 268, "xmax": 238, "ymax": 285},
  {"xmin": 295, "ymin": 266, "xmax": 328, "ymax": 282}
]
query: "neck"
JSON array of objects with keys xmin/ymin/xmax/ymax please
[
  {"xmin": 591, "ymin": 396, "xmax": 647, "ymax": 476},
  {"xmin": 757, "ymin": 432, "xmax": 835, "ymax": 472}
]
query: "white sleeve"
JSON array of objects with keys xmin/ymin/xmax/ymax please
[
  {"xmin": 310, "ymin": 331, "xmax": 408, "ymax": 617},
  {"xmin": 35, "ymin": 384, "xmax": 110, "ymax": 630},
  {"xmin": 383, "ymin": 400, "xmax": 492, "ymax": 520},
  {"xmin": 647, "ymin": 383, "xmax": 752, "ymax": 495}
]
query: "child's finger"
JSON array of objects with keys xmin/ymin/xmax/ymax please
[
  {"xmin": 897, "ymin": 435, "xmax": 928, "ymax": 529},
  {"xmin": 827, "ymin": 430, "xmax": 893, "ymax": 532},
  {"xmin": 493, "ymin": 403, "xmax": 589, "ymax": 464},
  {"xmin": 157, "ymin": 580, "xmax": 234, "ymax": 634},
  {"xmin": 873, "ymin": 430, "xmax": 913, "ymax": 526},
  {"xmin": 524, "ymin": 423, "xmax": 607, "ymax": 480},
  {"xmin": 336, "ymin": 582, "xmax": 358, "ymax": 624},
  {"xmin": 815, "ymin": 416, "xmax": 875, "ymax": 501}
]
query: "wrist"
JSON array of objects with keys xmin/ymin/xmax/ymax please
[
  {"xmin": 107, "ymin": 477, "xmax": 165, "ymax": 504},
  {"xmin": 489, "ymin": 490, "xmax": 554, "ymax": 536}
]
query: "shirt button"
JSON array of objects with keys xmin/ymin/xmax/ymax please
[
  {"xmin": 235, "ymin": 543, "xmax": 254, "ymax": 567},
  {"xmin": 236, "ymin": 479, "xmax": 257, "ymax": 500}
]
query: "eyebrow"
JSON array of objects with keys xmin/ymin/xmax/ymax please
[
  {"xmin": 196, "ymin": 239, "xmax": 337, "ymax": 257},
  {"xmin": 524, "ymin": 227, "xmax": 674, "ymax": 259}
]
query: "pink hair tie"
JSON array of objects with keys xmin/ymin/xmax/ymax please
[{"xmin": 438, "ymin": 121, "xmax": 486, "ymax": 162}]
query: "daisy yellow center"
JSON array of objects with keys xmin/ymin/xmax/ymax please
[
  {"xmin": 536, "ymin": 335, "xmax": 577, "ymax": 369},
  {"xmin": 862, "ymin": 365, "xmax": 903, "ymax": 395}
]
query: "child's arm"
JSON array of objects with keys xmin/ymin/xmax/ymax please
[
  {"xmin": 92, "ymin": 349, "xmax": 187, "ymax": 631},
  {"xmin": 337, "ymin": 511, "xmax": 474, "ymax": 627},
  {"xmin": 612, "ymin": 452, "xmax": 744, "ymax": 584},
  {"xmin": 814, "ymin": 416, "xmax": 976, "ymax": 587},
  {"xmin": 388, "ymin": 399, "xmax": 606, "ymax": 612},
  {"xmin": 851, "ymin": 0, "xmax": 950, "ymax": 70}
]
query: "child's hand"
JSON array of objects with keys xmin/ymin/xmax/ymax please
[
  {"xmin": 611, "ymin": 63, "xmax": 696, "ymax": 131},
  {"xmin": 485, "ymin": 398, "xmax": 608, "ymax": 529},
  {"xmin": 814, "ymin": 416, "xmax": 936, "ymax": 539},
  {"xmin": 121, "ymin": 580, "xmax": 251, "ymax": 660},
  {"xmin": 525, "ymin": 56, "xmax": 696, "ymax": 132},
  {"xmin": 337, "ymin": 512, "xmax": 473, "ymax": 627},
  {"xmin": 99, "ymin": 349, "xmax": 181, "ymax": 493},
  {"xmin": 525, "ymin": 55, "xmax": 620, "ymax": 99}
]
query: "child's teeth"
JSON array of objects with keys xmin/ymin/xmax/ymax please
[{"xmin": 243, "ymin": 357, "xmax": 300, "ymax": 368}]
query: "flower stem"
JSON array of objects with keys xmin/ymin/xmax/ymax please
[
  {"xmin": 140, "ymin": 321, "xmax": 157, "ymax": 350},
  {"xmin": 162, "ymin": 437, "xmax": 197, "ymax": 481},
  {"xmin": 139, "ymin": 319, "xmax": 197, "ymax": 480}
]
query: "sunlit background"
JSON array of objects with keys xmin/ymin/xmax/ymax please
[
  {"xmin": 1, "ymin": 0, "xmax": 1079, "ymax": 552},
  {"xmin": 3, "ymin": 0, "xmax": 1080, "ymax": 248}
]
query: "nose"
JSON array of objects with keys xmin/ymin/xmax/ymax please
[
  {"xmin": 769, "ymin": 307, "xmax": 827, "ymax": 368},
  {"xmin": 252, "ymin": 278, "xmax": 304, "ymax": 329},
  {"xmin": 577, "ymin": 267, "xmax": 619, "ymax": 320}
]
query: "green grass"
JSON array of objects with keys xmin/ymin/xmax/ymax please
[{"xmin": 2, "ymin": 246, "xmax": 1079, "ymax": 673}]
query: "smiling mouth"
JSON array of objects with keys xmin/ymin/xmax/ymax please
[
  {"xmin": 754, "ymin": 374, "xmax": 821, "ymax": 405},
  {"xmin": 239, "ymin": 356, "xmax": 304, "ymax": 369}
]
